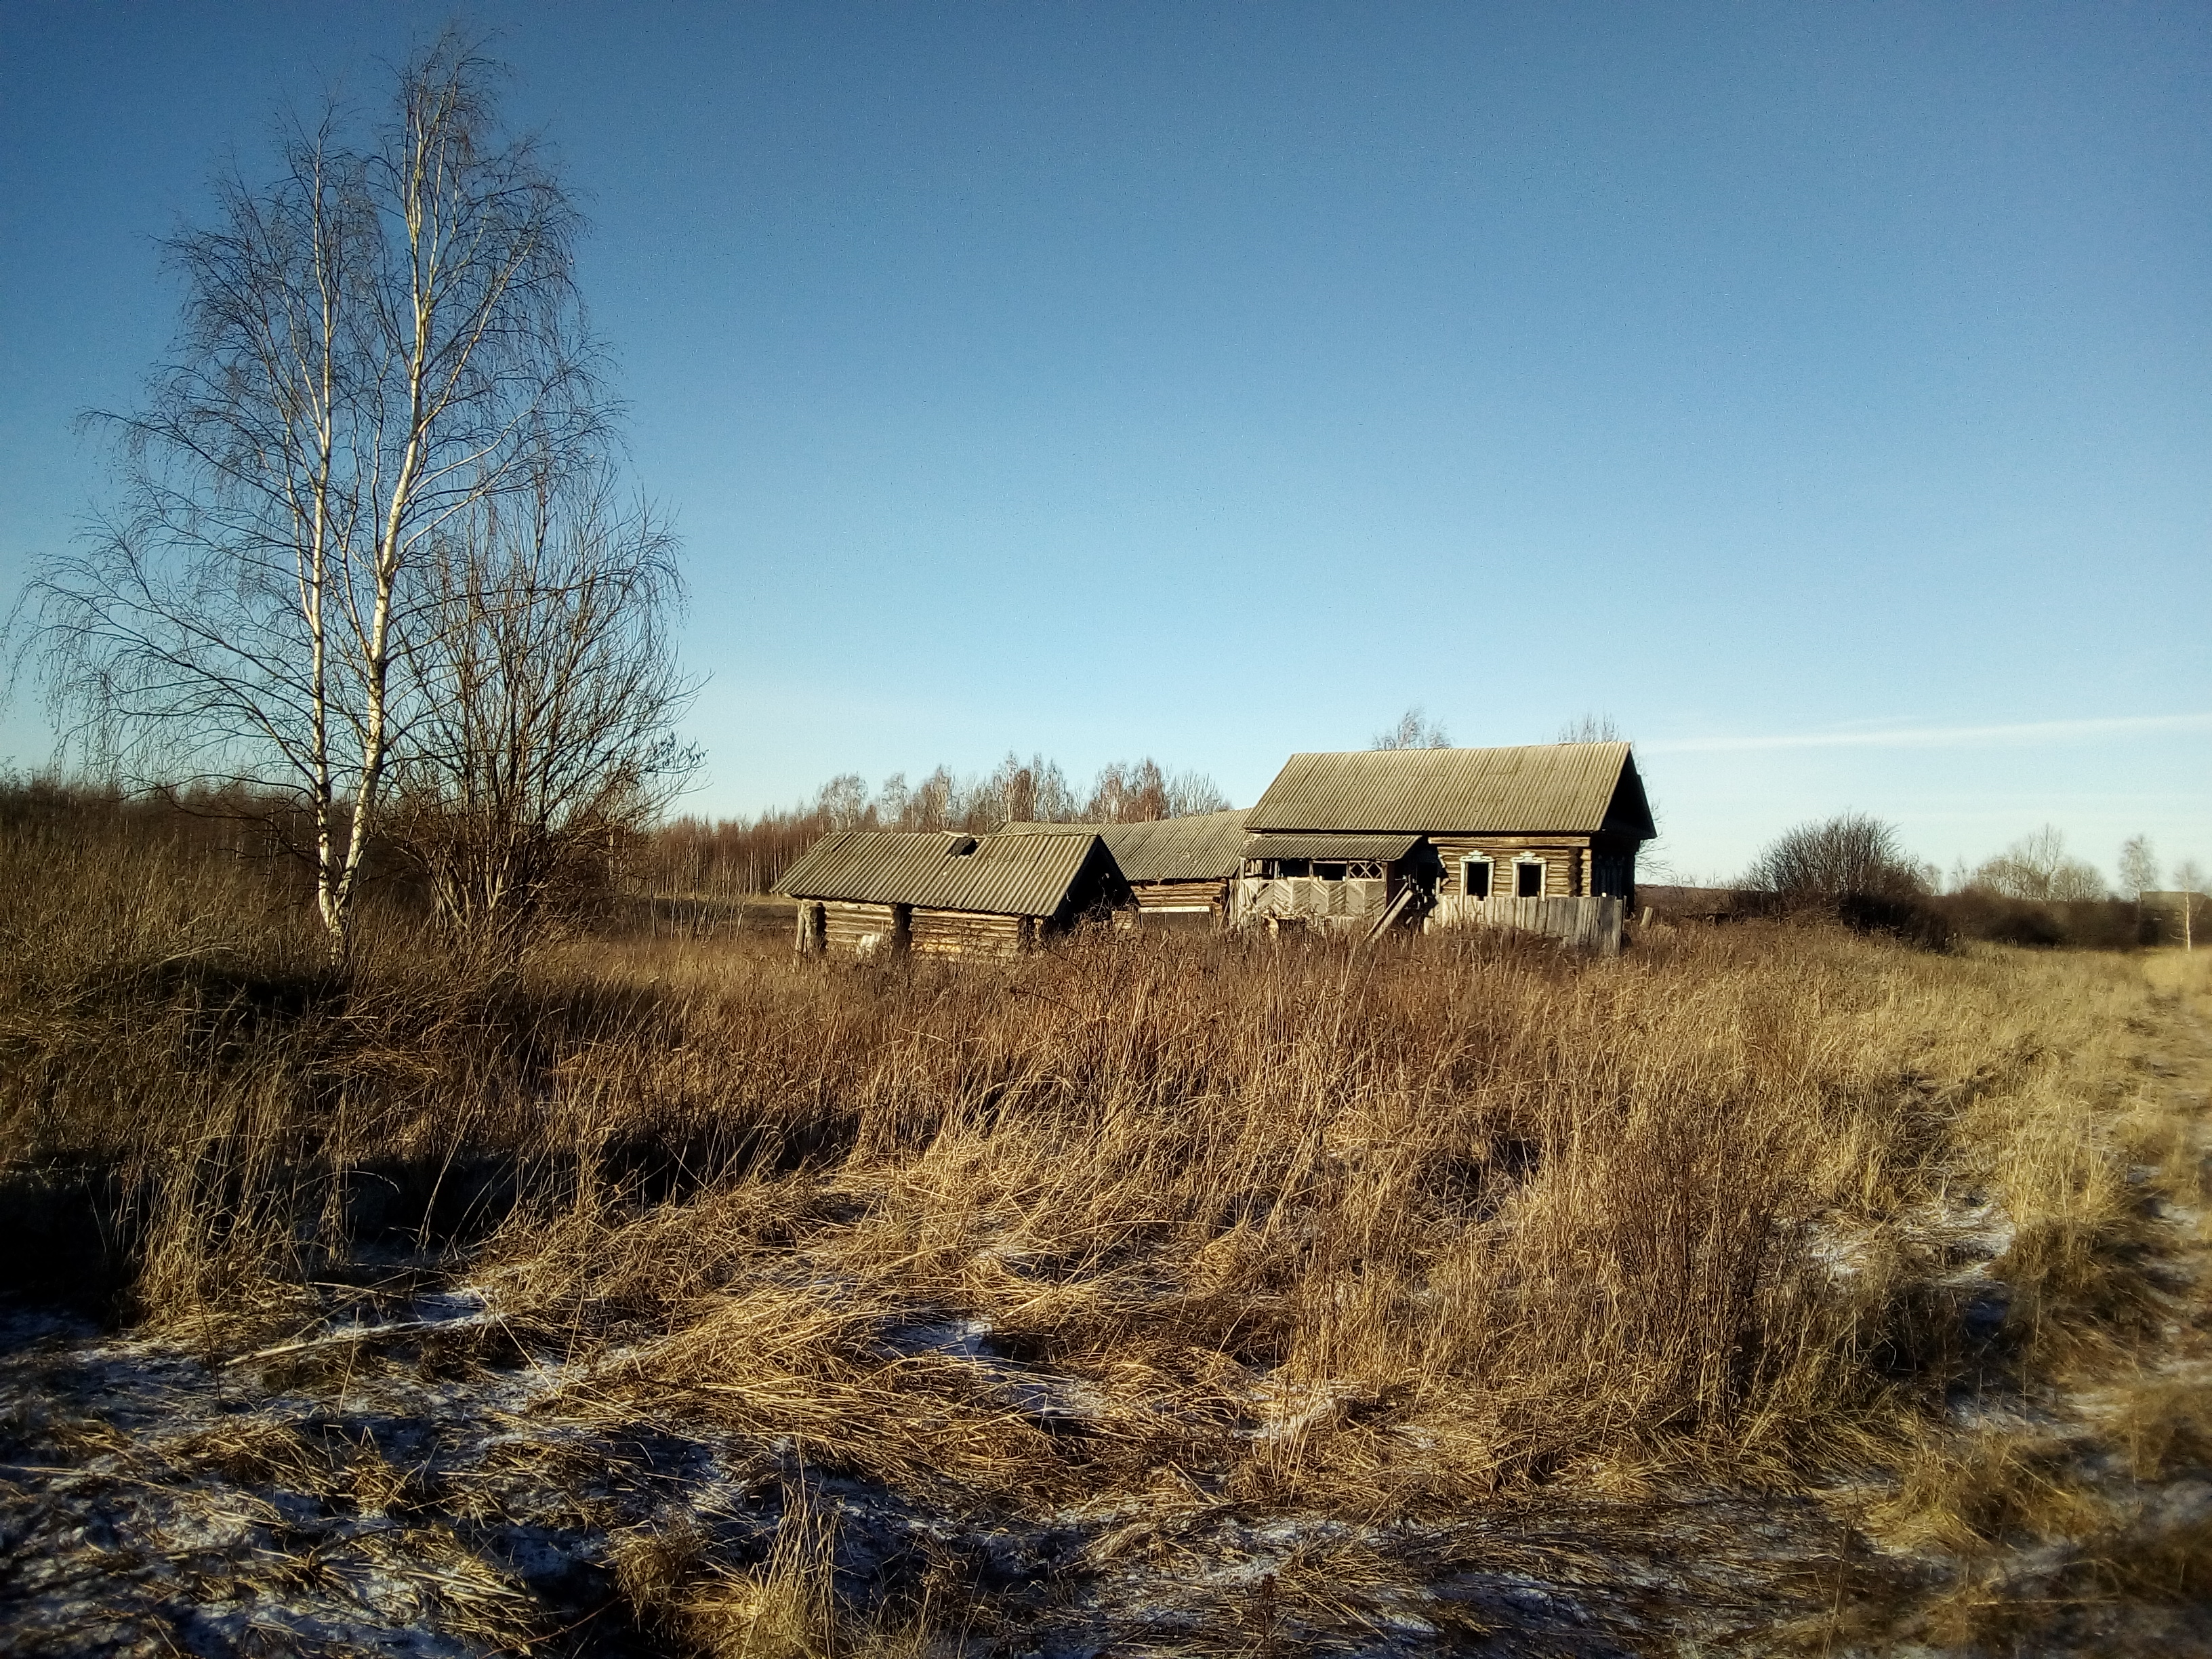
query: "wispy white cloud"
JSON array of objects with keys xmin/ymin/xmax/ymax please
[{"xmin": 1645, "ymin": 713, "xmax": 2212, "ymax": 755}]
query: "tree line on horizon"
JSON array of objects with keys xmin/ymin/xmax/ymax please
[
  {"xmin": 1739, "ymin": 815, "xmax": 2200, "ymax": 906},
  {"xmin": 638, "ymin": 753, "xmax": 1231, "ymax": 899}
]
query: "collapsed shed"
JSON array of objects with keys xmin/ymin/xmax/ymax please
[
  {"xmin": 774, "ymin": 829, "xmax": 1127, "ymax": 957},
  {"xmin": 1001, "ymin": 808, "xmax": 1252, "ymax": 924}
]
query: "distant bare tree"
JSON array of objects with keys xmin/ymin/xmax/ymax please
[
  {"xmin": 1558, "ymin": 713, "xmax": 1623, "ymax": 743},
  {"xmin": 1086, "ymin": 758, "xmax": 1168, "ymax": 823},
  {"xmin": 2118, "ymin": 835, "xmax": 2159, "ymax": 901},
  {"xmin": 26, "ymin": 34, "xmax": 605, "ymax": 962},
  {"xmin": 903, "ymin": 767, "xmax": 958, "ymax": 832},
  {"xmin": 1165, "ymin": 768, "xmax": 1231, "ymax": 817},
  {"xmin": 986, "ymin": 751, "xmax": 1078, "ymax": 824},
  {"xmin": 2175, "ymin": 857, "xmax": 2205, "ymax": 951},
  {"xmin": 385, "ymin": 468, "xmax": 697, "ymax": 957},
  {"xmin": 876, "ymin": 773, "xmax": 912, "ymax": 827},
  {"xmin": 1373, "ymin": 707, "xmax": 1450, "ymax": 750},
  {"xmin": 815, "ymin": 773, "xmax": 869, "ymax": 832},
  {"xmin": 1968, "ymin": 826, "xmax": 2107, "ymax": 901},
  {"xmin": 1746, "ymin": 813, "xmax": 1924, "ymax": 900}
]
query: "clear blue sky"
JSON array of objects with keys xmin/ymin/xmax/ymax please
[{"xmin": 3, "ymin": 3, "xmax": 2206, "ymax": 884}]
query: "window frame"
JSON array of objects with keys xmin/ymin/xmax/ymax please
[
  {"xmin": 1513, "ymin": 856, "xmax": 1546, "ymax": 899},
  {"xmin": 1460, "ymin": 856, "xmax": 1492, "ymax": 899}
]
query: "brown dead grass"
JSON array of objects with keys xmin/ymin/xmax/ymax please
[{"xmin": 6, "ymin": 800, "xmax": 2209, "ymax": 1645}]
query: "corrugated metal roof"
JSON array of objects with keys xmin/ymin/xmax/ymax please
[
  {"xmin": 773, "ymin": 829, "xmax": 1105, "ymax": 916},
  {"xmin": 1000, "ymin": 808, "xmax": 1252, "ymax": 884},
  {"xmin": 1243, "ymin": 832, "xmax": 1424, "ymax": 861},
  {"xmin": 1246, "ymin": 743, "xmax": 1654, "ymax": 838}
]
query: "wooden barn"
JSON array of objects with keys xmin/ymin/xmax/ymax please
[
  {"xmin": 775, "ymin": 829, "xmax": 1128, "ymax": 958},
  {"xmin": 1001, "ymin": 808, "xmax": 1252, "ymax": 926},
  {"xmin": 1240, "ymin": 742, "xmax": 1656, "ymax": 940}
]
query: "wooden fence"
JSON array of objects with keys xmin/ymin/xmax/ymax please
[{"xmin": 1426, "ymin": 893, "xmax": 1624, "ymax": 955}]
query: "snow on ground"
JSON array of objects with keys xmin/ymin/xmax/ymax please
[{"xmin": 0, "ymin": 1284, "xmax": 1824, "ymax": 1656}]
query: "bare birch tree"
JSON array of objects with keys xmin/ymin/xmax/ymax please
[
  {"xmin": 385, "ymin": 466, "xmax": 696, "ymax": 959},
  {"xmin": 2118, "ymin": 834, "xmax": 2159, "ymax": 900},
  {"xmin": 27, "ymin": 34, "xmax": 605, "ymax": 960}
]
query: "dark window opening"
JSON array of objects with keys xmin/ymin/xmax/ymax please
[
  {"xmin": 1462, "ymin": 859, "xmax": 1492, "ymax": 899},
  {"xmin": 1315, "ymin": 863, "xmax": 1347, "ymax": 882},
  {"xmin": 1275, "ymin": 858, "xmax": 1311, "ymax": 878},
  {"xmin": 1515, "ymin": 859, "xmax": 1544, "ymax": 898}
]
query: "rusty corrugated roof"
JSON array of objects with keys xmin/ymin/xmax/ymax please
[
  {"xmin": 1246, "ymin": 743, "xmax": 1654, "ymax": 838},
  {"xmin": 773, "ymin": 829, "xmax": 1105, "ymax": 916},
  {"xmin": 1243, "ymin": 832, "xmax": 1424, "ymax": 862},
  {"xmin": 1000, "ymin": 808, "xmax": 1252, "ymax": 884}
]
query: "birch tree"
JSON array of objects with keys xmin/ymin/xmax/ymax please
[
  {"xmin": 28, "ymin": 34, "xmax": 605, "ymax": 960},
  {"xmin": 386, "ymin": 465, "xmax": 697, "ymax": 960}
]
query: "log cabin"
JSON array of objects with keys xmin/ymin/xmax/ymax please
[
  {"xmin": 775, "ymin": 828, "xmax": 1128, "ymax": 957},
  {"xmin": 1240, "ymin": 742, "xmax": 1656, "ymax": 935},
  {"xmin": 1000, "ymin": 808, "xmax": 1252, "ymax": 926}
]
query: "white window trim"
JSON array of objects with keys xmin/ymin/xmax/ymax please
[
  {"xmin": 1461, "ymin": 856, "xmax": 1493, "ymax": 899},
  {"xmin": 1513, "ymin": 856, "xmax": 1547, "ymax": 898}
]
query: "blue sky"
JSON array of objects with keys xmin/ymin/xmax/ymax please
[{"xmin": 2, "ymin": 3, "xmax": 2206, "ymax": 883}]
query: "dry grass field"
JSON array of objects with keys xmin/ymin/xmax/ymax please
[{"xmin": 1, "ymin": 804, "xmax": 2207, "ymax": 1656}]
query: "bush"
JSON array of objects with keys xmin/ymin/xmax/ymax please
[
  {"xmin": 1746, "ymin": 813, "xmax": 1927, "ymax": 903},
  {"xmin": 1839, "ymin": 890, "xmax": 1955, "ymax": 950},
  {"xmin": 1937, "ymin": 893, "xmax": 2142, "ymax": 950}
]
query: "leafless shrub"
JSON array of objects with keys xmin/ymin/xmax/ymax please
[
  {"xmin": 384, "ymin": 464, "xmax": 699, "ymax": 964},
  {"xmin": 1745, "ymin": 812, "xmax": 1925, "ymax": 902}
]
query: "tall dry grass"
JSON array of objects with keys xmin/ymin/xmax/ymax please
[{"xmin": 4, "ymin": 792, "xmax": 2200, "ymax": 1645}]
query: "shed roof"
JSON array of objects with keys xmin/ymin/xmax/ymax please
[
  {"xmin": 1000, "ymin": 808, "xmax": 1253, "ymax": 884},
  {"xmin": 774, "ymin": 830, "xmax": 1106, "ymax": 917},
  {"xmin": 1247, "ymin": 743, "xmax": 1655, "ymax": 839},
  {"xmin": 1243, "ymin": 832, "xmax": 1425, "ymax": 862}
]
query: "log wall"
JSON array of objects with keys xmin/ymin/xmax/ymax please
[
  {"xmin": 1130, "ymin": 880, "xmax": 1227, "ymax": 917},
  {"xmin": 909, "ymin": 908, "xmax": 1028, "ymax": 958},
  {"xmin": 823, "ymin": 900, "xmax": 900, "ymax": 954},
  {"xmin": 1429, "ymin": 835, "xmax": 1593, "ymax": 899}
]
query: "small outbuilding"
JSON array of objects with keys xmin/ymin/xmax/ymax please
[
  {"xmin": 1001, "ymin": 808, "xmax": 1252, "ymax": 925},
  {"xmin": 775, "ymin": 829, "xmax": 1128, "ymax": 957}
]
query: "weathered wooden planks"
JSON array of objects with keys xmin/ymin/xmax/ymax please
[
  {"xmin": 1425, "ymin": 893, "xmax": 1624, "ymax": 955},
  {"xmin": 1233, "ymin": 875, "xmax": 1389, "ymax": 926}
]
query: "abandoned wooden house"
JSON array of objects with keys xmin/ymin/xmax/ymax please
[
  {"xmin": 1000, "ymin": 808, "xmax": 1252, "ymax": 925},
  {"xmin": 1240, "ymin": 741, "xmax": 1656, "ymax": 941},
  {"xmin": 775, "ymin": 828, "xmax": 1128, "ymax": 957}
]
